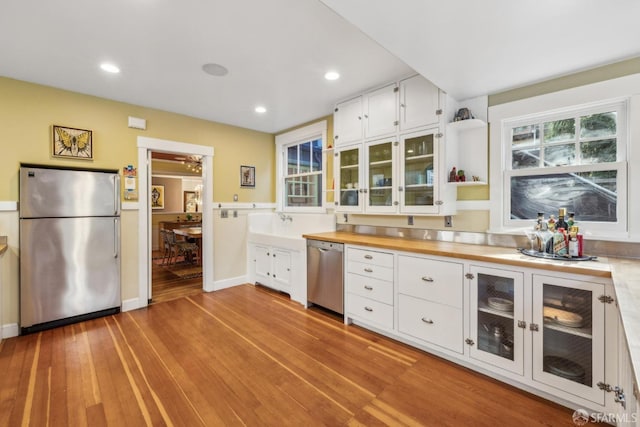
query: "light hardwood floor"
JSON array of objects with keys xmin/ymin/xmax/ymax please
[
  {"xmin": 151, "ymin": 252, "xmax": 202, "ymax": 304},
  {"xmin": 0, "ymin": 285, "xmax": 590, "ymax": 426}
]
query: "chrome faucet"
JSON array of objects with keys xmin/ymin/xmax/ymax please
[{"xmin": 278, "ymin": 213, "xmax": 293, "ymax": 222}]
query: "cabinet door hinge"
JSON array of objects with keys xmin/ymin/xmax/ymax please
[
  {"xmin": 465, "ymin": 273, "xmax": 474, "ymax": 280},
  {"xmin": 529, "ymin": 323, "xmax": 539, "ymax": 332},
  {"xmin": 393, "ymin": 141, "xmax": 399, "ymax": 146},
  {"xmin": 517, "ymin": 320, "xmax": 527, "ymax": 329},
  {"xmin": 436, "ymin": 132, "xmax": 443, "ymax": 138},
  {"xmin": 393, "ymin": 120, "xmax": 399, "ymax": 126},
  {"xmin": 597, "ymin": 382, "xmax": 626, "ymax": 408},
  {"xmin": 435, "ymin": 200, "xmax": 444, "ymax": 205},
  {"xmin": 598, "ymin": 295, "xmax": 614, "ymax": 304},
  {"xmin": 465, "ymin": 338, "xmax": 475, "ymax": 346},
  {"xmin": 393, "ymin": 86, "xmax": 399, "ymax": 93},
  {"xmin": 436, "ymin": 109, "xmax": 443, "ymax": 115}
]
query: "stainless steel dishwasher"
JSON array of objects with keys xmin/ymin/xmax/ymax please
[{"xmin": 307, "ymin": 239, "xmax": 344, "ymax": 314}]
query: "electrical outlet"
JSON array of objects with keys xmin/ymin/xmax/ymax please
[
  {"xmin": 444, "ymin": 215, "xmax": 453, "ymax": 227},
  {"xmin": 233, "ymin": 210, "xmax": 238, "ymax": 218},
  {"xmin": 233, "ymin": 194, "xmax": 238, "ymax": 201},
  {"xmin": 408, "ymin": 215, "xmax": 414, "ymax": 226}
]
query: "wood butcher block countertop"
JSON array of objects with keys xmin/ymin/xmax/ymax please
[
  {"xmin": 303, "ymin": 231, "xmax": 612, "ymax": 277},
  {"xmin": 303, "ymin": 231, "xmax": 640, "ymax": 390}
]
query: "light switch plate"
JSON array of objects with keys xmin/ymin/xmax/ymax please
[
  {"xmin": 445, "ymin": 215, "xmax": 453, "ymax": 227},
  {"xmin": 221, "ymin": 209, "xmax": 228, "ymax": 218}
]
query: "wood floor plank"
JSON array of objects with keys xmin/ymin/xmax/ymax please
[{"xmin": 0, "ymin": 284, "xmax": 606, "ymax": 426}]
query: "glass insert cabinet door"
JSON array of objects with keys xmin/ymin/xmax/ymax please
[
  {"xmin": 366, "ymin": 139, "xmax": 395, "ymax": 212},
  {"xmin": 400, "ymin": 129, "xmax": 437, "ymax": 213},
  {"xmin": 335, "ymin": 146, "xmax": 361, "ymax": 211},
  {"xmin": 532, "ymin": 275, "xmax": 606, "ymax": 405},
  {"xmin": 469, "ymin": 266, "xmax": 524, "ymax": 375}
]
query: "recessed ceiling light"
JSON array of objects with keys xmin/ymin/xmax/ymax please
[
  {"xmin": 324, "ymin": 71, "xmax": 340, "ymax": 81},
  {"xmin": 100, "ymin": 63, "xmax": 120, "ymax": 73},
  {"xmin": 255, "ymin": 106, "xmax": 267, "ymax": 114},
  {"xmin": 202, "ymin": 63, "xmax": 229, "ymax": 77}
]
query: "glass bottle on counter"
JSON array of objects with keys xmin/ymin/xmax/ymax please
[{"xmin": 556, "ymin": 208, "xmax": 569, "ymax": 231}]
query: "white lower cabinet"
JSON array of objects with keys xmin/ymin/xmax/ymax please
[
  {"xmin": 398, "ymin": 294, "xmax": 463, "ymax": 353},
  {"xmin": 467, "ymin": 264, "xmax": 620, "ymax": 410},
  {"xmin": 397, "ymin": 254, "xmax": 464, "ymax": 353},
  {"xmin": 250, "ymin": 244, "xmax": 292, "ymax": 294},
  {"xmin": 345, "ymin": 246, "xmax": 394, "ymax": 331},
  {"xmin": 343, "ymin": 244, "xmax": 624, "ymax": 416},
  {"xmin": 531, "ymin": 274, "xmax": 607, "ymax": 405}
]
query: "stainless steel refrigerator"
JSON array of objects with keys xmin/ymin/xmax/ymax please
[{"xmin": 19, "ymin": 164, "xmax": 121, "ymax": 334}]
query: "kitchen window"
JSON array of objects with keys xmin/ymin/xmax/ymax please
[
  {"xmin": 487, "ymin": 74, "xmax": 639, "ymax": 240},
  {"xmin": 506, "ymin": 101, "xmax": 626, "ymax": 224},
  {"xmin": 275, "ymin": 120, "xmax": 327, "ymax": 212}
]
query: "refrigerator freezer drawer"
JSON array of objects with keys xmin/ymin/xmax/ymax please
[
  {"xmin": 20, "ymin": 166, "xmax": 120, "ymax": 218},
  {"xmin": 20, "ymin": 216, "xmax": 121, "ymax": 328}
]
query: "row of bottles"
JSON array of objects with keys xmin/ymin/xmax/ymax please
[{"xmin": 529, "ymin": 209, "xmax": 583, "ymax": 257}]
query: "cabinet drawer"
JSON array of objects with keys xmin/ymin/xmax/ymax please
[
  {"xmin": 347, "ymin": 247, "xmax": 394, "ymax": 268},
  {"xmin": 398, "ymin": 255, "xmax": 463, "ymax": 308},
  {"xmin": 347, "ymin": 260, "xmax": 394, "ymax": 282},
  {"xmin": 346, "ymin": 273, "xmax": 393, "ymax": 304},
  {"xmin": 398, "ymin": 294, "xmax": 463, "ymax": 353},
  {"xmin": 346, "ymin": 293, "xmax": 394, "ymax": 330}
]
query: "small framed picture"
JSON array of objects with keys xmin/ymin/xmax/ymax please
[
  {"xmin": 52, "ymin": 125, "xmax": 93, "ymax": 159},
  {"xmin": 240, "ymin": 165, "xmax": 255, "ymax": 188},
  {"xmin": 184, "ymin": 191, "xmax": 198, "ymax": 212},
  {"xmin": 151, "ymin": 185, "xmax": 165, "ymax": 209}
]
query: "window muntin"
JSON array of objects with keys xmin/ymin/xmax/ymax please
[{"xmin": 505, "ymin": 102, "xmax": 625, "ymax": 226}]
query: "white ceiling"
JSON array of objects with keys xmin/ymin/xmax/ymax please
[
  {"xmin": 1, "ymin": 1, "xmax": 638, "ymax": 135},
  {"xmin": 320, "ymin": 0, "xmax": 640, "ymax": 101}
]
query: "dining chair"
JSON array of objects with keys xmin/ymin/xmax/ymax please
[{"xmin": 166, "ymin": 230, "xmax": 198, "ymax": 265}]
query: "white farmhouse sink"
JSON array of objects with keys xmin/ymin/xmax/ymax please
[{"xmin": 247, "ymin": 212, "xmax": 335, "ymax": 251}]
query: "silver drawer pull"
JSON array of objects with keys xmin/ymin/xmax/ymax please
[
  {"xmin": 364, "ymin": 285, "xmax": 373, "ymax": 290},
  {"xmin": 364, "ymin": 306, "xmax": 373, "ymax": 312},
  {"xmin": 364, "ymin": 254, "xmax": 373, "ymax": 260},
  {"xmin": 421, "ymin": 317, "xmax": 434, "ymax": 324},
  {"xmin": 421, "ymin": 277, "xmax": 434, "ymax": 282},
  {"xmin": 364, "ymin": 268, "xmax": 373, "ymax": 273}
]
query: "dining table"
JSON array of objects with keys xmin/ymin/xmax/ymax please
[{"xmin": 173, "ymin": 227, "xmax": 202, "ymax": 265}]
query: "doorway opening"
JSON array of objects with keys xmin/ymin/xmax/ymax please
[
  {"xmin": 150, "ymin": 151, "xmax": 203, "ymax": 303},
  {"xmin": 137, "ymin": 137, "xmax": 214, "ymax": 310}
]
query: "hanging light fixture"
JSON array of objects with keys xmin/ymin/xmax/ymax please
[{"xmin": 182, "ymin": 155, "xmax": 202, "ymax": 173}]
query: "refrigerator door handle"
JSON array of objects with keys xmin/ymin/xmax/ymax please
[
  {"xmin": 113, "ymin": 175, "xmax": 120, "ymax": 215},
  {"xmin": 114, "ymin": 218, "xmax": 119, "ymax": 258}
]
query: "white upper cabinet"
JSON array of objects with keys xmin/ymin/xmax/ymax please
[
  {"xmin": 399, "ymin": 75, "xmax": 440, "ymax": 131},
  {"xmin": 363, "ymin": 83, "xmax": 398, "ymax": 139},
  {"xmin": 333, "ymin": 74, "xmax": 454, "ymax": 215},
  {"xmin": 333, "ymin": 96, "xmax": 363, "ymax": 146}
]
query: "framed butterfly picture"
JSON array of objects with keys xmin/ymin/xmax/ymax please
[{"xmin": 52, "ymin": 125, "xmax": 93, "ymax": 160}]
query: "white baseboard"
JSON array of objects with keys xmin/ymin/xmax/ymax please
[
  {"xmin": 122, "ymin": 297, "xmax": 145, "ymax": 312},
  {"xmin": 2, "ymin": 323, "xmax": 19, "ymax": 338},
  {"xmin": 212, "ymin": 275, "xmax": 247, "ymax": 292}
]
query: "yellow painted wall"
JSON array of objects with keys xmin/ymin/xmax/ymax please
[
  {"xmin": 0, "ymin": 77, "xmax": 275, "ymax": 328},
  {"xmin": 0, "ymin": 77, "xmax": 275, "ymax": 202}
]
